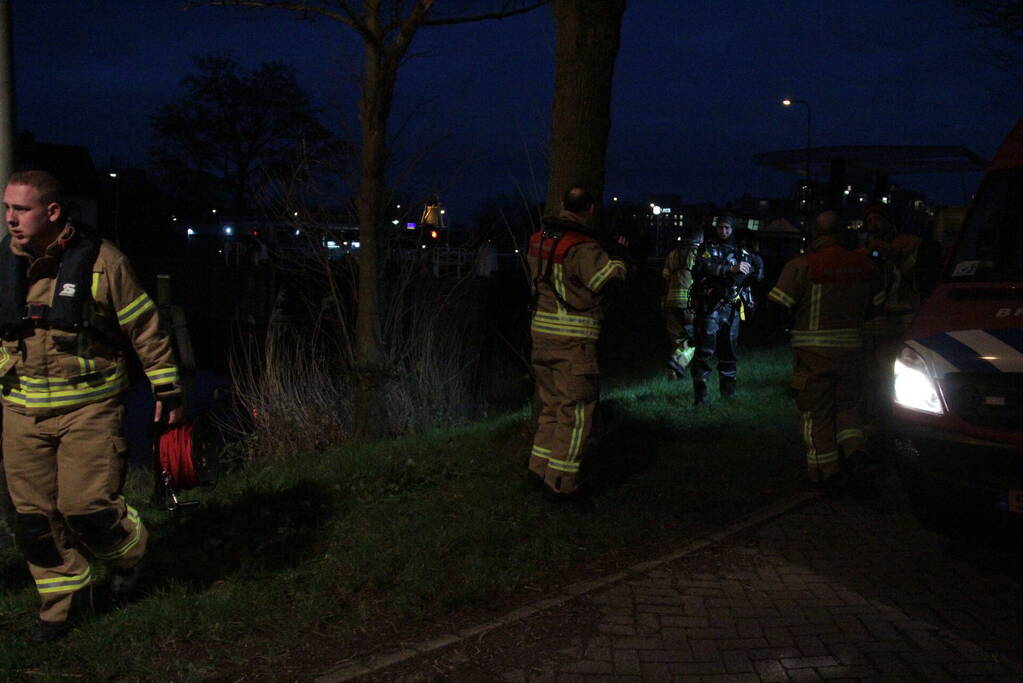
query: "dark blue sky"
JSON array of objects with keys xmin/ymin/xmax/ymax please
[{"xmin": 11, "ymin": 0, "xmax": 1020, "ymax": 220}]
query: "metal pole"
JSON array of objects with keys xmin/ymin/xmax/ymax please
[
  {"xmin": 0, "ymin": 0, "xmax": 14, "ymax": 236},
  {"xmin": 804, "ymin": 101, "xmax": 812, "ymax": 181}
]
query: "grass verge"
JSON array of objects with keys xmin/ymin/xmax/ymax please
[{"xmin": 0, "ymin": 345, "xmax": 804, "ymax": 680}]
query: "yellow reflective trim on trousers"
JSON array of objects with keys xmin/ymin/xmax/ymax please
[
  {"xmin": 145, "ymin": 366, "xmax": 180, "ymax": 384},
  {"xmin": 117, "ymin": 293, "xmax": 155, "ymax": 326},
  {"xmin": 531, "ymin": 444, "xmax": 551, "ymax": 460},
  {"xmin": 92, "ymin": 272, "xmax": 100, "ymax": 299},
  {"xmin": 802, "ymin": 411, "xmax": 816, "ymax": 462},
  {"xmin": 768, "ymin": 287, "xmax": 794, "ymax": 308},
  {"xmin": 546, "ymin": 457, "xmax": 580, "ymax": 473},
  {"xmin": 807, "ymin": 450, "xmax": 839, "ymax": 465},
  {"xmin": 36, "ymin": 566, "xmax": 93, "ymax": 595},
  {"xmin": 667, "ymin": 288, "xmax": 689, "ymax": 306},
  {"xmin": 2, "ymin": 364, "xmax": 128, "ymax": 409},
  {"xmin": 531, "ymin": 311, "xmax": 600, "ymax": 340},
  {"xmin": 93, "ymin": 507, "xmax": 143, "ymax": 560},
  {"xmin": 588, "ymin": 259, "xmax": 625, "ymax": 291},
  {"xmin": 809, "ymin": 284, "xmax": 822, "ymax": 330},
  {"xmin": 872, "ymin": 291, "xmax": 886, "ymax": 306},
  {"xmin": 790, "ymin": 328, "xmax": 863, "ymax": 348},
  {"xmin": 0, "ymin": 347, "xmax": 8, "ymax": 366},
  {"xmin": 836, "ymin": 428, "xmax": 864, "ymax": 443},
  {"xmin": 567, "ymin": 402, "xmax": 586, "ymax": 462}
]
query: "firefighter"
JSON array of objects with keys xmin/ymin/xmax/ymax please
[
  {"xmin": 0, "ymin": 171, "xmax": 182, "ymax": 642},
  {"xmin": 768, "ymin": 210, "xmax": 885, "ymax": 485},
  {"xmin": 689, "ymin": 215, "xmax": 763, "ymax": 405},
  {"xmin": 527, "ymin": 185, "xmax": 627, "ymax": 498},
  {"xmin": 859, "ymin": 203, "xmax": 941, "ymax": 417},
  {"xmin": 661, "ymin": 224, "xmax": 702, "ymax": 378}
]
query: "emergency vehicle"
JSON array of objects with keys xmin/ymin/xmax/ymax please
[{"xmin": 891, "ymin": 119, "xmax": 1023, "ymax": 528}]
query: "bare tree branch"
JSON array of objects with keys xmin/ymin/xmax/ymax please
[{"xmin": 419, "ymin": 0, "xmax": 548, "ymax": 27}]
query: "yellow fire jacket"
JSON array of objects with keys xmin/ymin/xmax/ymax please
[
  {"xmin": 661, "ymin": 244, "xmax": 697, "ymax": 309},
  {"xmin": 528, "ymin": 212, "xmax": 627, "ymax": 342},
  {"xmin": 0, "ymin": 225, "xmax": 180, "ymax": 417},
  {"xmin": 769, "ymin": 234, "xmax": 885, "ymax": 349}
]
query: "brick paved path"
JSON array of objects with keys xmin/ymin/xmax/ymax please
[{"xmin": 337, "ymin": 492, "xmax": 1023, "ymax": 682}]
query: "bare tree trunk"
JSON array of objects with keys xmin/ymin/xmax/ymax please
[
  {"xmin": 354, "ymin": 44, "xmax": 395, "ymax": 369},
  {"xmin": 545, "ymin": 0, "xmax": 626, "ymax": 215}
]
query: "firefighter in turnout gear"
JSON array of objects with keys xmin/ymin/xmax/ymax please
[
  {"xmin": 662, "ymin": 225, "xmax": 702, "ymax": 378},
  {"xmin": 690, "ymin": 215, "xmax": 763, "ymax": 405},
  {"xmin": 858, "ymin": 203, "xmax": 940, "ymax": 419},
  {"xmin": 0, "ymin": 171, "xmax": 182, "ymax": 642},
  {"xmin": 527, "ymin": 186, "xmax": 627, "ymax": 497},
  {"xmin": 768, "ymin": 210, "xmax": 885, "ymax": 485}
]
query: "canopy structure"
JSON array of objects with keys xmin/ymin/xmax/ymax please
[{"xmin": 753, "ymin": 145, "xmax": 988, "ymax": 177}]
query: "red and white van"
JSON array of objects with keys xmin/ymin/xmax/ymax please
[{"xmin": 891, "ymin": 119, "xmax": 1023, "ymax": 526}]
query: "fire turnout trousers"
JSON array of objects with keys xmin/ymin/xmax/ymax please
[
  {"xmin": 664, "ymin": 306, "xmax": 693, "ymax": 345},
  {"xmin": 529, "ymin": 336, "xmax": 599, "ymax": 495},
  {"xmin": 792, "ymin": 348, "xmax": 867, "ymax": 483},
  {"xmin": 2, "ymin": 398, "xmax": 147, "ymax": 623}
]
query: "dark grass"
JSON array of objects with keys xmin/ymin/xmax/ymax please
[{"xmin": 0, "ymin": 342, "xmax": 806, "ymax": 680}]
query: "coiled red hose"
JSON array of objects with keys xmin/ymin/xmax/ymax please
[{"xmin": 158, "ymin": 423, "xmax": 197, "ymax": 490}]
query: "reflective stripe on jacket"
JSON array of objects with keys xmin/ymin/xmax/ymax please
[
  {"xmin": 0, "ymin": 231, "xmax": 180, "ymax": 416},
  {"xmin": 769, "ymin": 235, "xmax": 882, "ymax": 350},
  {"xmin": 528, "ymin": 212, "xmax": 627, "ymax": 342},
  {"xmin": 662, "ymin": 245, "xmax": 697, "ymax": 308}
]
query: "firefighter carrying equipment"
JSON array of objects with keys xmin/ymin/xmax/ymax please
[
  {"xmin": 0, "ymin": 223, "xmax": 179, "ymax": 624},
  {"xmin": 689, "ymin": 237, "xmax": 763, "ymax": 395}
]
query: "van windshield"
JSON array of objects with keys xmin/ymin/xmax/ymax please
[{"xmin": 949, "ymin": 169, "xmax": 1023, "ymax": 282}]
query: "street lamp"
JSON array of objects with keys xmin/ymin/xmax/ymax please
[
  {"xmin": 108, "ymin": 172, "xmax": 120, "ymax": 245},
  {"xmin": 781, "ymin": 98, "xmax": 812, "ymax": 180}
]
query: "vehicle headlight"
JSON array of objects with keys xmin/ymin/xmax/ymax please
[{"xmin": 893, "ymin": 346, "xmax": 944, "ymax": 415}]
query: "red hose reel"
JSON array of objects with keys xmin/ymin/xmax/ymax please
[{"xmin": 153, "ymin": 417, "xmax": 218, "ymax": 511}]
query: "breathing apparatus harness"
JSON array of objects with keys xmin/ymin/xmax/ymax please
[
  {"xmin": 0, "ymin": 232, "xmax": 101, "ymax": 338},
  {"xmin": 530, "ymin": 225, "xmax": 597, "ymax": 314}
]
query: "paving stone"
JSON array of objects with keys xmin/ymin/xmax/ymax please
[
  {"xmin": 345, "ymin": 496, "xmax": 1023, "ymax": 682},
  {"xmin": 613, "ymin": 648, "xmax": 642, "ymax": 676},
  {"xmin": 638, "ymin": 661, "xmax": 673, "ymax": 682},
  {"xmin": 753, "ymin": 658, "xmax": 788, "ymax": 682},
  {"xmin": 780, "ymin": 655, "xmax": 838, "ymax": 669}
]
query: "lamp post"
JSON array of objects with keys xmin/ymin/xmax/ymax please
[
  {"xmin": 781, "ymin": 98, "xmax": 812, "ymax": 180},
  {"xmin": 108, "ymin": 172, "xmax": 120, "ymax": 245}
]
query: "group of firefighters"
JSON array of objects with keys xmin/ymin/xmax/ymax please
[
  {"xmin": 528, "ymin": 185, "xmax": 935, "ymax": 500},
  {"xmin": 0, "ymin": 171, "xmax": 934, "ymax": 643}
]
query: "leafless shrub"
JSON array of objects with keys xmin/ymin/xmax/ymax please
[{"xmin": 227, "ymin": 326, "xmax": 353, "ymax": 461}]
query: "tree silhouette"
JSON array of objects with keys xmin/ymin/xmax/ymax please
[
  {"xmin": 191, "ymin": 2, "xmax": 545, "ymax": 436},
  {"xmin": 150, "ymin": 55, "xmax": 345, "ymax": 216}
]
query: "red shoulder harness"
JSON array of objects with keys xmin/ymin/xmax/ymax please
[{"xmin": 529, "ymin": 229, "xmax": 595, "ymax": 264}]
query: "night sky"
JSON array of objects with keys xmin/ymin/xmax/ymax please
[{"xmin": 11, "ymin": 0, "xmax": 1020, "ymax": 221}]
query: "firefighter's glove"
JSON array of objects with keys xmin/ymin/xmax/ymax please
[
  {"xmin": 729, "ymin": 261, "xmax": 751, "ymax": 284},
  {"xmin": 604, "ymin": 234, "xmax": 633, "ymax": 266}
]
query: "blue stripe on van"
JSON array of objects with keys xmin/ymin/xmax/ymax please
[
  {"xmin": 916, "ymin": 332, "xmax": 1000, "ymax": 375},
  {"xmin": 986, "ymin": 327, "xmax": 1023, "ymax": 355}
]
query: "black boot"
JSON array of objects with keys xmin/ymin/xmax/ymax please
[
  {"xmin": 30, "ymin": 617, "xmax": 72, "ymax": 644},
  {"xmin": 693, "ymin": 381, "xmax": 708, "ymax": 406},
  {"xmin": 720, "ymin": 380, "xmax": 736, "ymax": 399}
]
